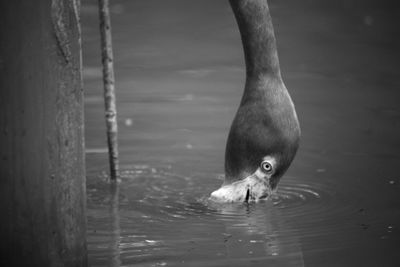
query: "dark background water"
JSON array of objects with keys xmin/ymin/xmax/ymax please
[{"xmin": 81, "ymin": 0, "xmax": 400, "ymax": 266}]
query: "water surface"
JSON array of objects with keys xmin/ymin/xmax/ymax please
[{"xmin": 82, "ymin": 0, "xmax": 400, "ymax": 266}]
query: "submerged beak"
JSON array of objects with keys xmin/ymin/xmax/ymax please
[{"xmin": 210, "ymin": 169, "xmax": 272, "ymax": 203}]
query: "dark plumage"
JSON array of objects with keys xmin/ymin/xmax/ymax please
[
  {"xmin": 225, "ymin": 76, "xmax": 300, "ymax": 189},
  {"xmin": 210, "ymin": 0, "xmax": 300, "ymax": 202}
]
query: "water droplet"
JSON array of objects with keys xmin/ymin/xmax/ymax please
[
  {"xmin": 125, "ymin": 118, "xmax": 133, "ymax": 126},
  {"xmin": 364, "ymin": 15, "xmax": 373, "ymax": 26}
]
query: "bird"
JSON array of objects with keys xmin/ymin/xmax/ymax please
[{"xmin": 210, "ymin": 0, "xmax": 300, "ymax": 203}]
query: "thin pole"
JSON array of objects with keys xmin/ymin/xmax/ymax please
[{"xmin": 98, "ymin": 0, "xmax": 119, "ymax": 180}]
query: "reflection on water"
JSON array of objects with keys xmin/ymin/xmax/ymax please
[
  {"xmin": 82, "ymin": 0, "xmax": 400, "ymax": 266},
  {"xmin": 109, "ymin": 182, "xmax": 121, "ymax": 267},
  {"xmin": 88, "ymin": 166, "xmax": 308, "ymax": 266}
]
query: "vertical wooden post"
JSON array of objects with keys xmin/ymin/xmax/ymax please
[
  {"xmin": 98, "ymin": 0, "xmax": 120, "ymax": 180},
  {"xmin": 0, "ymin": 0, "xmax": 87, "ymax": 266}
]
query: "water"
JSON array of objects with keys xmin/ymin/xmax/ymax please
[{"xmin": 82, "ymin": 0, "xmax": 400, "ymax": 266}]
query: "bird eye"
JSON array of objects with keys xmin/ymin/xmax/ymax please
[{"xmin": 261, "ymin": 161, "xmax": 273, "ymax": 173}]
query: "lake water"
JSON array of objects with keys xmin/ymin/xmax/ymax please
[{"xmin": 81, "ymin": 0, "xmax": 400, "ymax": 266}]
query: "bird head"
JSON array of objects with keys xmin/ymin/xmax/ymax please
[{"xmin": 211, "ymin": 97, "xmax": 300, "ymax": 203}]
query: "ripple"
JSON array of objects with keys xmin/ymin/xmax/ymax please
[
  {"xmin": 272, "ymin": 183, "xmax": 322, "ymax": 207},
  {"xmin": 87, "ymin": 166, "xmax": 380, "ymax": 266},
  {"xmin": 88, "ymin": 166, "xmax": 340, "ymax": 224}
]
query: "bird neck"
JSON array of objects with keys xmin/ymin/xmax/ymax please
[{"xmin": 230, "ymin": 0, "xmax": 281, "ymax": 80}]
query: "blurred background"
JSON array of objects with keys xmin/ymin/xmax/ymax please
[{"xmin": 82, "ymin": 0, "xmax": 400, "ymax": 266}]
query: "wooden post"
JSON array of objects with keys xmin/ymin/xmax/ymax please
[
  {"xmin": 0, "ymin": 0, "xmax": 87, "ymax": 266},
  {"xmin": 98, "ymin": 0, "xmax": 120, "ymax": 180}
]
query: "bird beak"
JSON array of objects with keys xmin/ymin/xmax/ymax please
[{"xmin": 209, "ymin": 169, "xmax": 272, "ymax": 203}]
